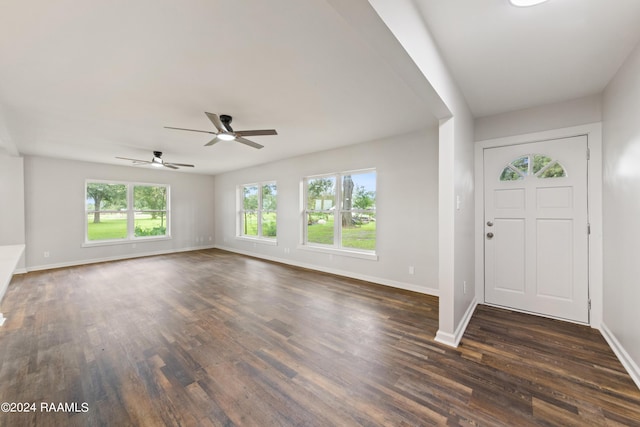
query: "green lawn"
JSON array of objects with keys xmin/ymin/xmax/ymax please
[
  {"xmin": 89, "ymin": 212, "xmax": 374, "ymax": 249},
  {"xmin": 307, "ymin": 217, "xmax": 376, "ymax": 250},
  {"xmin": 242, "ymin": 213, "xmax": 277, "ymax": 238},
  {"xmin": 87, "ymin": 214, "xmax": 166, "ymax": 240}
]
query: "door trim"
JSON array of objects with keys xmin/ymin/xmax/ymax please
[{"xmin": 474, "ymin": 123, "xmax": 603, "ymax": 328}]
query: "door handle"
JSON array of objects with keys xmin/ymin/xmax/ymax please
[{"xmin": 486, "ymin": 232, "xmax": 494, "ymax": 239}]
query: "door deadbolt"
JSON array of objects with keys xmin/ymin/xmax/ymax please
[
  {"xmin": 487, "ymin": 221, "xmax": 493, "ymax": 227},
  {"xmin": 486, "ymin": 232, "xmax": 494, "ymax": 239}
]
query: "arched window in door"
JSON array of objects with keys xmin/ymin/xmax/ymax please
[{"xmin": 499, "ymin": 154, "xmax": 566, "ymax": 181}]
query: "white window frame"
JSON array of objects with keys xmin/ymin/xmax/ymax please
[
  {"xmin": 301, "ymin": 169, "xmax": 377, "ymax": 260},
  {"xmin": 84, "ymin": 180, "xmax": 171, "ymax": 246},
  {"xmin": 237, "ymin": 181, "xmax": 277, "ymax": 244}
]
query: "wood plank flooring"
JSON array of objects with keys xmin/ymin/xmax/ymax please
[{"xmin": 0, "ymin": 249, "xmax": 638, "ymax": 426}]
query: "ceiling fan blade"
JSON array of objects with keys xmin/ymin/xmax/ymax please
[
  {"xmin": 163, "ymin": 164, "xmax": 179, "ymax": 170},
  {"xmin": 235, "ymin": 129, "xmax": 278, "ymax": 137},
  {"xmin": 235, "ymin": 136, "xmax": 264, "ymax": 149},
  {"xmin": 116, "ymin": 156, "xmax": 150, "ymax": 163},
  {"xmin": 166, "ymin": 162, "xmax": 194, "ymax": 168},
  {"xmin": 164, "ymin": 126, "xmax": 215, "ymax": 134},
  {"xmin": 204, "ymin": 136, "xmax": 221, "ymax": 146},
  {"xmin": 205, "ymin": 112, "xmax": 225, "ymax": 132}
]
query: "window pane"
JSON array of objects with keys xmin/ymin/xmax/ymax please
[
  {"xmin": 342, "ymin": 212, "xmax": 376, "ymax": 250},
  {"xmin": 134, "ymin": 185, "xmax": 167, "ymax": 237},
  {"xmin": 87, "ymin": 212, "xmax": 127, "ymax": 241},
  {"xmin": 538, "ymin": 161, "xmax": 566, "ymax": 178},
  {"xmin": 307, "ymin": 213, "xmax": 334, "ymax": 245},
  {"xmin": 86, "ymin": 183, "xmax": 128, "ymax": 240},
  {"xmin": 262, "ymin": 184, "xmax": 277, "ymax": 210},
  {"xmin": 86, "ymin": 183, "xmax": 127, "ymax": 211},
  {"xmin": 307, "ymin": 177, "xmax": 335, "ymax": 210},
  {"xmin": 134, "ymin": 212, "xmax": 167, "ymax": 237},
  {"xmin": 262, "ymin": 212, "xmax": 277, "ymax": 238},
  {"xmin": 511, "ymin": 156, "xmax": 529, "ymax": 174},
  {"xmin": 243, "ymin": 186, "xmax": 259, "ymax": 210},
  {"xmin": 532, "ymin": 155, "xmax": 552, "ymax": 175},
  {"xmin": 134, "ymin": 185, "xmax": 167, "ymax": 210},
  {"xmin": 500, "ymin": 167, "xmax": 523, "ymax": 181},
  {"xmin": 242, "ymin": 212, "xmax": 258, "ymax": 236},
  {"xmin": 344, "ymin": 172, "xmax": 376, "ymax": 211}
]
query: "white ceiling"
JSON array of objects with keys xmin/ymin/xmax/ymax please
[
  {"xmin": 415, "ymin": 0, "xmax": 640, "ymax": 117},
  {"xmin": 1, "ymin": 0, "xmax": 640, "ymax": 174}
]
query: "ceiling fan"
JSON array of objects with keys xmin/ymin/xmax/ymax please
[
  {"xmin": 116, "ymin": 151, "xmax": 194, "ymax": 170},
  {"xmin": 165, "ymin": 112, "xmax": 277, "ymax": 149}
]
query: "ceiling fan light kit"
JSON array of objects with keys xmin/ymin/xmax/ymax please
[{"xmin": 217, "ymin": 133, "xmax": 236, "ymax": 141}]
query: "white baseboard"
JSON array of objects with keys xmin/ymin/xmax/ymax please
[
  {"xmin": 435, "ymin": 298, "xmax": 478, "ymax": 348},
  {"xmin": 25, "ymin": 245, "xmax": 216, "ymax": 272},
  {"xmin": 600, "ymin": 322, "xmax": 640, "ymax": 390},
  {"xmin": 214, "ymin": 245, "xmax": 439, "ymax": 297}
]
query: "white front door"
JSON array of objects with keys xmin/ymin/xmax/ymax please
[{"xmin": 484, "ymin": 136, "xmax": 589, "ymax": 323}]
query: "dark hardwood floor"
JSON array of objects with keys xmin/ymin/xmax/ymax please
[{"xmin": 0, "ymin": 249, "xmax": 638, "ymax": 426}]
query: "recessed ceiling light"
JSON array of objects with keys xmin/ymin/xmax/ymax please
[{"xmin": 509, "ymin": 0, "xmax": 549, "ymax": 6}]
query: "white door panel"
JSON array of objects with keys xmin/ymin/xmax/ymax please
[
  {"xmin": 536, "ymin": 219, "xmax": 573, "ymax": 299},
  {"xmin": 493, "ymin": 219, "xmax": 525, "ymax": 293},
  {"xmin": 484, "ymin": 136, "xmax": 589, "ymax": 323}
]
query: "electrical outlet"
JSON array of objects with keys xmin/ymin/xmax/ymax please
[
  {"xmin": 43, "ymin": 251, "xmax": 50, "ymax": 258},
  {"xmin": 463, "ymin": 280, "xmax": 467, "ymax": 294},
  {"xmin": 408, "ymin": 266, "xmax": 415, "ymax": 275}
]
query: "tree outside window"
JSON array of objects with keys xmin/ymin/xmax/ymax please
[
  {"xmin": 305, "ymin": 170, "xmax": 376, "ymax": 252},
  {"xmin": 86, "ymin": 181, "xmax": 169, "ymax": 242},
  {"xmin": 134, "ymin": 185, "xmax": 168, "ymax": 237},
  {"xmin": 86, "ymin": 183, "xmax": 128, "ymax": 241}
]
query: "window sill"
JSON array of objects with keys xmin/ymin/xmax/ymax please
[
  {"xmin": 297, "ymin": 244, "xmax": 378, "ymax": 261},
  {"xmin": 236, "ymin": 236, "xmax": 278, "ymax": 246},
  {"xmin": 82, "ymin": 236, "xmax": 172, "ymax": 248}
]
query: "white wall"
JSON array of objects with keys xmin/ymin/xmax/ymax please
[
  {"xmin": 475, "ymin": 94, "xmax": 602, "ymax": 142},
  {"xmin": 602, "ymin": 40, "xmax": 640, "ymax": 386},
  {"xmin": 214, "ymin": 129, "xmax": 440, "ymax": 295},
  {"xmin": 23, "ymin": 156, "xmax": 215, "ymax": 270},
  {"xmin": 367, "ymin": 0, "xmax": 476, "ymax": 346}
]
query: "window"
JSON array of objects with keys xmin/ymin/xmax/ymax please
[
  {"xmin": 239, "ymin": 182, "xmax": 277, "ymax": 240},
  {"xmin": 85, "ymin": 181, "xmax": 170, "ymax": 243},
  {"xmin": 304, "ymin": 170, "xmax": 376, "ymax": 253},
  {"xmin": 500, "ymin": 154, "xmax": 566, "ymax": 181},
  {"xmin": 134, "ymin": 185, "xmax": 168, "ymax": 237}
]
